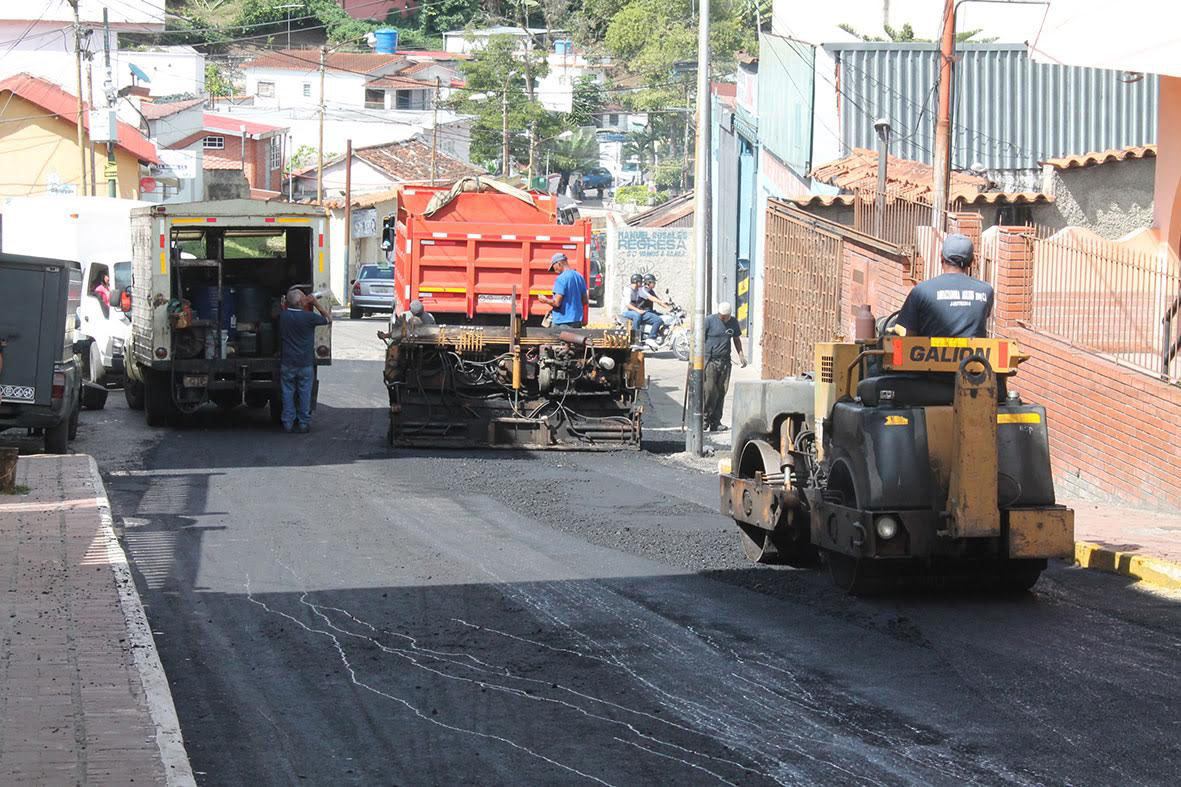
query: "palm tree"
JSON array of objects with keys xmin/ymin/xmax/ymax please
[
  {"xmin": 624, "ymin": 125, "xmax": 661, "ymax": 184},
  {"xmin": 546, "ymin": 128, "xmax": 599, "ymax": 193}
]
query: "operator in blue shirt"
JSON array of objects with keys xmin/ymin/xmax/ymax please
[
  {"xmin": 539, "ymin": 252, "xmax": 587, "ymax": 328},
  {"xmin": 277, "ymin": 287, "xmax": 331, "ymax": 433}
]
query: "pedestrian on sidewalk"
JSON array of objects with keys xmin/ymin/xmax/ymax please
[
  {"xmin": 278, "ymin": 288, "xmax": 331, "ymax": 433},
  {"xmin": 703, "ymin": 302, "xmax": 747, "ymax": 432},
  {"xmin": 539, "ymin": 253, "xmax": 587, "ymax": 329}
]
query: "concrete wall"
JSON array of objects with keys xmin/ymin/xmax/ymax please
[
  {"xmin": 247, "ymin": 68, "xmax": 362, "ymax": 109},
  {"xmin": 1038, "ymin": 157, "xmax": 1155, "ymax": 239},
  {"xmin": 203, "ymin": 170, "xmax": 249, "ymax": 201},
  {"xmin": 604, "ymin": 223, "xmax": 695, "ymax": 317}
]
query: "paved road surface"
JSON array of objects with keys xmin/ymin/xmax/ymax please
[{"xmin": 69, "ymin": 320, "xmax": 1181, "ymax": 785}]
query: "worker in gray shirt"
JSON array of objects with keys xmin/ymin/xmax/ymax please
[{"xmin": 703, "ymin": 302, "xmax": 747, "ymax": 432}]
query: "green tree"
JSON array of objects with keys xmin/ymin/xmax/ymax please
[
  {"xmin": 205, "ymin": 63, "xmax": 233, "ymax": 97},
  {"xmin": 568, "ymin": 75, "xmax": 606, "ymax": 128},
  {"xmin": 605, "ymin": 0, "xmax": 754, "ymax": 109},
  {"xmin": 415, "ymin": 0, "xmax": 483, "ymax": 37},
  {"xmin": 445, "ymin": 34, "xmax": 557, "ymax": 173},
  {"xmin": 623, "ymin": 124, "xmax": 661, "ymax": 182},
  {"xmin": 544, "ymin": 127, "xmax": 599, "ymax": 191}
]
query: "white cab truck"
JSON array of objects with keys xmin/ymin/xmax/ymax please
[
  {"xmin": 125, "ymin": 200, "xmax": 333, "ymax": 426},
  {"xmin": 0, "ymin": 196, "xmax": 149, "ymax": 407}
]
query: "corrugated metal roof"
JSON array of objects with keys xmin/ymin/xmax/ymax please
[
  {"xmin": 241, "ymin": 49, "xmax": 403, "ymax": 75},
  {"xmin": 826, "ymin": 43, "xmax": 1157, "ymax": 171},
  {"xmin": 626, "ymin": 192, "xmax": 694, "ymax": 227},
  {"xmin": 1041, "ymin": 144, "xmax": 1157, "ymax": 170}
]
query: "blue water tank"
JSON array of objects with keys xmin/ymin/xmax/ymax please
[
  {"xmin": 374, "ymin": 28, "xmax": 399, "ymax": 54},
  {"xmin": 554, "ymin": 39, "xmax": 573, "ymax": 55}
]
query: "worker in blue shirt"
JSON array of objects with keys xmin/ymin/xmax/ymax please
[{"xmin": 539, "ymin": 252, "xmax": 587, "ymax": 328}]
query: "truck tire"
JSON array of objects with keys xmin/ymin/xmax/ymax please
[
  {"xmin": 124, "ymin": 376, "xmax": 145, "ymax": 411},
  {"xmin": 144, "ymin": 371, "xmax": 176, "ymax": 427},
  {"xmin": 44, "ymin": 419, "xmax": 69, "ymax": 454}
]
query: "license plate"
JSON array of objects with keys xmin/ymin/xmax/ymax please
[
  {"xmin": 370, "ymin": 286, "xmax": 393, "ymax": 294},
  {"xmin": 477, "ymin": 294, "xmax": 512, "ymax": 304},
  {"xmin": 183, "ymin": 375, "xmax": 208, "ymax": 388}
]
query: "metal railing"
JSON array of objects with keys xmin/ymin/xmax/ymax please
[
  {"xmin": 1028, "ymin": 229, "xmax": 1181, "ymax": 384},
  {"xmin": 851, "ymin": 189, "xmax": 931, "ymax": 254}
]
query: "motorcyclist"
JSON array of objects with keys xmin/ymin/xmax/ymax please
[
  {"xmin": 634, "ymin": 273, "xmax": 671, "ymax": 346},
  {"xmin": 620, "ymin": 272, "xmax": 664, "ymax": 345},
  {"xmin": 896, "ymin": 234, "xmax": 993, "ymax": 338}
]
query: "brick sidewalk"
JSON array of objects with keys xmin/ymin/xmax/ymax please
[{"xmin": 0, "ymin": 455, "xmax": 192, "ymax": 785}]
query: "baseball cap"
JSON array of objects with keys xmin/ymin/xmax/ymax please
[
  {"xmin": 942, "ymin": 233, "xmax": 974, "ymax": 267},
  {"xmin": 549, "ymin": 252, "xmax": 568, "ymax": 271}
]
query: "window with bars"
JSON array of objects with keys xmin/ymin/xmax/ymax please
[
  {"xmin": 257, "ymin": 81, "xmax": 275, "ymax": 98},
  {"xmin": 203, "ymin": 135, "xmax": 224, "ymax": 149},
  {"xmin": 302, "ymin": 82, "xmax": 311, "ymax": 97},
  {"xmin": 269, "ymin": 137, "xmax": 281, "ymax": 169}
]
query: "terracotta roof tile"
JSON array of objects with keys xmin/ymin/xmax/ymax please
[
  {"xmin": 241, "ymin": 49, "xmax": 403, "ymax": 75},
  {"xmin": 0, "ymin": 73, "xmax": 158, "ymax": 163},
  {"xmin": 1040, "ymin": 144, "xmax": 1156, "ymax": 170},
  {"xmin": 810, "ymin": 148, "xmax": 988, "ymax": 203},
  {"xmin": 140, "ymin": 97, "xmax": 205, "ymax": 120},
  {"xmin": 366, "ymin": 75, "xmax": 435, "ymax": 90},
  {"xmin": 294, "ymin": 137, "xmax": 483, "ymax": 183},
  {"xmin": 203, "ymin": 113, "xmax": 285, "ymax": 136}
]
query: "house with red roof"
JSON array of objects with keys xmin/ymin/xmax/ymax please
[
  {"xmin": 0, "ymin": 73, "xmax": 158, "ymax": 199},
  {"xmin": 240, "ymin": 48, "xmax": 461, "ymax": 111},
  {"xmin": 164, "ymin": 112, "xmax": 289, "ymax": 199}
]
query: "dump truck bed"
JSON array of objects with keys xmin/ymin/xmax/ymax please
[{"xmin": 392, "ymin": 184, "xmax": 590, "ymax": 322}]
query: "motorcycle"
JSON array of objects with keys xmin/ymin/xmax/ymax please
[{"xmin": 619, "ymin": 297, "xmax": 690, "ymax": 361}]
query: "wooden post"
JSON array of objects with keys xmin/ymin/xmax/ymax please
[
  {"xmin": 931, "ymin": 0, "xmax": 955, "ymax": 230},
  {"xmin": 0, "ymin": 447, "xmax": 17, "ymax": 494},
  {"xmin": 344, "ymin": 138, "xmax": 353, "ymax": 289},
  {"xmin": 69, "ymin": 0, "xmax": 88, "ymax": 196}
]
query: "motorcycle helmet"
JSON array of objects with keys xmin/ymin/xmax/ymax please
[
  {"xmin": 630, "ymin": 273, "xmax": 643, "ymax": 284},
  {"xmin": 643, "ymin": 273, "xmax": 657, "ymax": 287}
]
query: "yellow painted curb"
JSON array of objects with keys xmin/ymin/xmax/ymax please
[{"xmin": 1075, "ymin": 541, "xmax": 1181, "ymax": 591}]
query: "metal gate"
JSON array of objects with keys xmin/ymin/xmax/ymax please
[{"xmin": 762, "ymin": 201, "xmax": 844, "ymax": 379}]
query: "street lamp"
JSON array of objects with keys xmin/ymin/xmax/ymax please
[{"xmin": 873, "ymin": 117, "xmax": 891, "ymax": 235}]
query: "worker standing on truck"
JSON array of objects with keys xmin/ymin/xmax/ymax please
[
  {"xmin": 539, "ymin": 253, "xmax": 587, "ymax": 329},
  {"xmin": 896, "ymin": 234, "xmax": 994, "ymax": 338},
  {"xmin": 703, "ymin": 302, "xmax": 747, "ymax": 432},
  {"xmin": 278, "ymin": 288, "xmax": 331, "ymax": 433}
]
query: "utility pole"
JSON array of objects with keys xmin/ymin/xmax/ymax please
[
  {"xmin": 102, "ymin": 8, "xmax": 116, "ymax": 197},
  {"xmin": 69, "ymin": 0, "xmax": 87, "ymax": 196},
  {"xmin": 687, "ymin": 0, "xmax": 711, "ymax": 456},
  {"xmin": 516, "ymin": 3, "xmax": 538, "ymax": 179},
  {"xmin": 431, "ymin": 76, "xmax": 440, "ymax": 184},
  {"xmin": 287, "ymin": 134, "xmax": 294, "ymax": 201},
  {"xmin": 501, "ymin": 75, "xmax": 510, "ymax": 178},
  {"xmin": 317, "ymin": 46, "xmax": 326, "ymax": 203},
  {"xmin": 85, "ymin": 50, "xmax": 96, "ymax": 197},
  {"xmin": 344, "ymin": 138, "xmax": 353, "ymax": 288},
  {"xmin": 931, "ymin": 0, "xmax": 955, "ymax": 229}
]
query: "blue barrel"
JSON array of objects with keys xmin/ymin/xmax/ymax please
[
  {"xmin": 191, "ymin": 285, "xmax": 236, "ymax": 334},
  {"xmin": 374, "ymin": 28, "xmax": 398, "ymax": 54},
  {"xmin": 235, "ymin": 286, "xmax": 269, "ymax": 323}
]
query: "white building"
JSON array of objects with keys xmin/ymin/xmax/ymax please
[
  {"xmin": 240, "ymin": 49, "xmax": 454, "ymax": 112},
  {"xmin": 115, "ymin": 46, "xmax": 206, "ymax": 99},
  {"xmin": 0, "ymin": 1, "xmax": 164, "ymax": 98},
  {"xmin": 443, "ymin": 26, "xmax": 565, "ymax": 56}
]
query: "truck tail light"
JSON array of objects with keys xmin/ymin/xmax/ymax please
[
  {"xmin": 52, "ymin": 372, "xmax": 66, "ymax": 401},
  {"xmin": 316, "ymin": 345, "xmax": 330, "ymax": 358},
  {"xmin": 353, "ymin": 281, "xmax": 362, "ymax": 295},
  {"xmin": 155, "ymin": 347, "xmax": 168, "ymax": 359}
]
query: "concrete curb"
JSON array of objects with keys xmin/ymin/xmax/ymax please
[
  {"xmin": 1075, "ymin": 540, "xmax": 1181, "ymax": 591},
  {"xmin": 86, "ymin": 456, "xmax": 197, "ymax": 787}
]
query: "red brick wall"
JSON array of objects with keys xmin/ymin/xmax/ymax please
[
  {"xmin": 1006, "ymin": 327, "xmax": 1181, "ymax": 509},
  {"xmin": 840, "ymin": 240, "xmax": 911, "ymax": 335},
  {"xmin": 199, "ymin": 136, "xmax": 278, "ymax": 192},
  {"xmin": 992, "ymin": 225, "xmax": 1181, "ymax": 510}
]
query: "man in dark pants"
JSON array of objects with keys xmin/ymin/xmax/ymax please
[
  {"xmin": 278, "ymin": 288, "xmax": 331, "ymax": 433},
  {"xmin": 703, "ymin": 302, "xmax": 747, "ymax": 432}
]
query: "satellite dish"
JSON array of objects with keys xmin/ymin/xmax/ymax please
[{"xmin": 128, "ymin": 63, "xmax": 151, "ymax": 83}]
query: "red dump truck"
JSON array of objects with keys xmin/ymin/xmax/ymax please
[{"xmin": 379, "ymin": 179, "xmax": 644, "ymax": 449}]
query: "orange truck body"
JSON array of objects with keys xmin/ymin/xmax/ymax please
[{"xmin": 392, "ymin": 185, "xmax": 592, "ymax": 322}]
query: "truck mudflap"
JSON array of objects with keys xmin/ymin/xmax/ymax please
[{"xmin": 382, "ymin": 321, "xmax": 643, "ymax": 450}]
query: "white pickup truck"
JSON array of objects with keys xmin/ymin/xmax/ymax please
[{"xmin": 1, "ymin": 196, "xmax": 148, "ymax": 408}]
